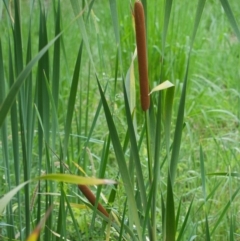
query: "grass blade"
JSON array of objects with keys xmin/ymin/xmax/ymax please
[
  {"xmin": 211, "ymin": 186, "xmax": 240, "ymax": 235},
  {"xmin": 63, "ymin": 42, "xmax": 83, "ymax": 158},
  {"xmin": 200, "ymin": 145, "xmax": 207, "ymax": 201},
  {"xmin": 52, "ymin": 0, "xmax": 61, "ymax": 148},
  {"xmin": 63, "ymin": 191, "xmax": 82, "ymax": 240},
  {"xmin": 123, "ymin": 81, "xmax": 147, "ymax": 209},
  {"xmin": 96, "ymin": 77, "xmax": 142, "ymax": 241},
  {"xmin": 199, "ymin": 146, "xmax": 211, "ymax": 240},
  {"xmin": 0, "ymin": 33, "xmax": 61, "ymax": 128},
  {"xmin": 8, "ymin": 40, "xmax": 20, "ymax": 241},
  {"xmin": 0, "ymin": 181, "xmax": 31, "ymax": 214},
  {"xmin": 91, "ymin": 135, "xmax": 111, "ymax": 228},
  {"xmin": 35, "ymin": 173, "xmax": 116, "ymax": 185},
  {"xmin": 69, "ymin": 0, "xmax": 95, "ymax": 72},
  {"xmin": 164, "ymin": 85, "xmax": 175, "ymax": 157},
  {"xmin": 26, "ymin": 206, "xmax": 53, "ymax": 241},
  {"xmin": 169, "ymin": 0, "xmax": 206, "ymax": 184},
  {"xmin": 219, "ymin": 0, "xmax": 240, "ymax": 42},
  {"xmin": 165, "ymin": 173, "xmax": 175, "ymax": 241},
  {"xmin": 109, "ymin": 0, "xmax": 120, "ymax": 45},
  {"xmin": 162, "ymin": 0, "xmax": 173, "ymax": 50},
  {"xmin": 166, "ymin": 1, "xmax": 206, "ymax": 240},
  {"xmin": 176, "ymin": 198, "xmax": 194, "ymax": 241},
  {"xmin": 0, "ymin": 39, "xmax": 15, "ymax": 241}
]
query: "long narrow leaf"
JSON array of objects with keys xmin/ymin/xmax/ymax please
[
  {"xmin": 165, "ymin": 173, "xmax": 175, "ymax": 241},
  {"xmin": 0, "ymin": 181, "xmax": 31, "ymax": 214},
  {"xmin": 35, "ymin": 173, "xmax": 116, "ymax": 185},
  {"xmin": 96, "ymin": 77, "xmax": 142, "ymax": 241},
  {"xmin": 123, "ymin": 81, "xmax": 147, "ymax": 209},
  {"xmin": 219, "ymin": 0, "xmax": 240, "ymax": 42},
  {"xmin": 63, "ymin": 42, "xmax": 83, "ymax": 158},
  {"xmin": 176, "ymin": 197, "xmax": 194, "ymax": 241},
  {"xmin": 0, "ymin": 33, "xmax": 62, "ymax": 128},
  {"xmin": 211, "ymin": 186, "xmax": 240, "ymax": 235},
  {"xmin": 69, "ymin": 0, "xmax": 96, "ymax": 72},
  {"xmin": 169, "ymin": 0, "xmax": 206, "ymax": 184}
]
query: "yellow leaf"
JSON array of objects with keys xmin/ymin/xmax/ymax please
[
  {"xmin": 26, "ymin": 206, "xmax": 53, "ymax": 241},
  {"xmin": 35, "ymin": 173, "xmax": 116, "ymax": 185},
  {"xmin": 149, "ymin": 80, "xmax": 174, "ymax": 95},
  {"xmin": 26, "ymin": 232, "xmax": 39, "ymax": 241}
]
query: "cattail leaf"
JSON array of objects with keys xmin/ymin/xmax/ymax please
[
  {"xmin": 0, "ymin": 33, "xmax": 61, "ymax": 128},
  {"xmin": 165, "ymin": 173, "xmax": 175, "ymax": 241},
  {"xmin": 63, "ymin": 42, "xmax": 83, "ymax": 159},
  {"xmin": 210, "ymin": 186, "xmax": 240, "ymax": 235},
  {"xmin": 175, "ymin": 198, "xmax": 182, "ymax": 232},
  {"xmin": 164, "ymin": 85, "xmax": 175, "ymax": 158},
  {"xmin": 109, "ymin": 0, "xmax": 120, "ymax": 45},
  {"xmin": 90, "ymin": 136, "xmax": 111, "ymax": 228},
  {"xmin": 62, "ymin": 191, "xmax": 82, "ymax": 240},
  {"xmin": 176, "ymin": 197, "xmax": 194, "ymax": 241},
  {"xmin": 123, "ymin": 78, "xmax": 147, "ymax": 211},
  {"xmin": 96, "ymin": 77, "xmax": 143, "ymax": 241},
  {"xmin": 165, "ymin": 2, "xmax": 206, "ymax": 238},
  {"xmin": 169, "ymin": 0, "xmax": 206, "ymax": 185},
  {"xmin": 36, "ymin": 11, "xmax": 51, "ymax": 238},
  {"xmin": 219, "ymin": 0, "xmax": 240, "ymax": 42},
  {"xmin": 199, "ymin": 146, "xmax": 211, "ymax": 239},
  {"xmin": 0, "ymin": 181, "xmax": 31, "ymax": 214},
  {"xmin": 69, "ymin": 0, "xmax": 96, "ymax": 72},
  {"xmin": 229, "ymin": 215, "xmax": 234, "ymax": 241},
  {"xmin": 125, "ymin": 48, "xmax": 137, "ymax": 115},
  {"xmin": 205, "ymin": 215, "xmax": 211, "ymax": 241},
  {"xmin": 26, "ymin": 233, "xmax": 38, "ymax": 241},
  {"xmin": 1, "ymin": 39, "xmax": 15, "ymax": 239},
  {"xmin": 26, "ymin": 206, "xmax": 53, "ymax": 241},
  {"xmin": 149, "ymin": 80, "xmax": 174, "ymax": 95},
  {"xmin": 0, "ymin": 174, "xmax": 115, "ymax": 216},
  {"xmin": 208, "ymin": 172, "xmax": 237, "ymax": 177},
  {"xmin": 162, "ymin": 0, "xmax": 173, "ymax": 50},
  {"xmin": 51, "ymin": 0, "xmax": 61, "ymax": 149},
  {"xmin": 35, "ymin": 174, "xmax": 116, "ymax": 185},
  {"xmin": 200, "ymin": 145, "xmax": 207, "ymax": 201}
]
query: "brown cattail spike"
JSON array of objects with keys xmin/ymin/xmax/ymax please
[
  {"xmin": 134, "ymin": 1, "xmax": 150, "ymax": 111},
  {"xmin": 78, "ymin": 184, "xmax": 109, "ymax": 218}
]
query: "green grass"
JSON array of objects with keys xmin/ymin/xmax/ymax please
[{"xmin": 0, "ymin": 0, "xmax": 240, "ymax": 240}]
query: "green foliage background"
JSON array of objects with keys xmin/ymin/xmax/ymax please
[{"xmin": 0, "ymin": 0, "xmax": 240, "ymax": 240}]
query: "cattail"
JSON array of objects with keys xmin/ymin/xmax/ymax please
[
  {"xmin": 78, "ymin": 184, "xmax": 109, "ymax": 218},
  {"xmin": 134, "ymin": 1, "xmax": 150, "ymax": 111}
]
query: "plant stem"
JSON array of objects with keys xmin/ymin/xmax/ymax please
[{"xmin": 145, "ymin": 111, "xmax": 152, "ymax": 184}]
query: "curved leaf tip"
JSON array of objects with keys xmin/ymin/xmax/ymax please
[{"xmin": 149, "ymin": 80, "xmax": 174, "ymax": 95}]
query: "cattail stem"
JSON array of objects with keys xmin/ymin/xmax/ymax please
[
  {"xmin": 78, "ymin": 184, "xmax": 109, "ymax": 218},
  {"xmin": 145, "ymin": 111, "xmax": 153, "ymax": 182},
  {"xmin": 134, "ymin": 1, "xmax": 150, "ymax": 111}
]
